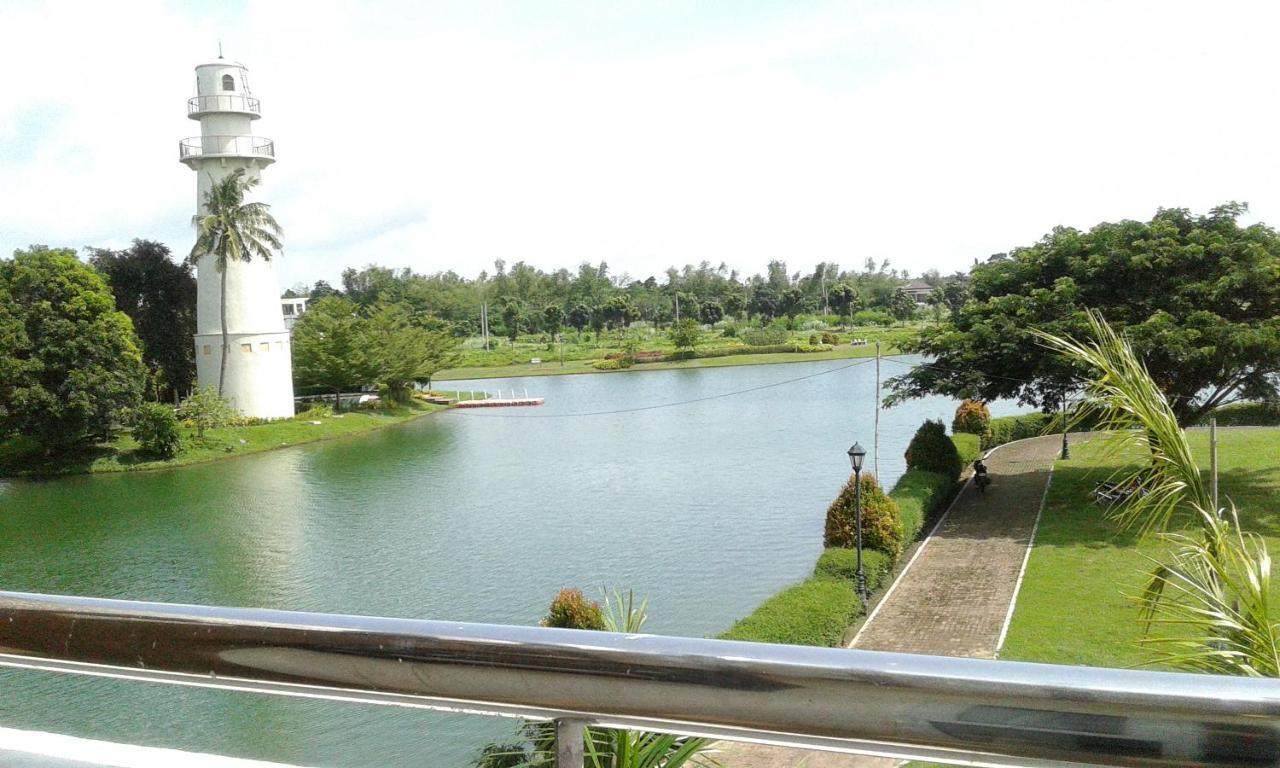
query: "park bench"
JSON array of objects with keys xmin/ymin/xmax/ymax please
[{"xmin": 1093, "ymin": 481, "xmax": 1147, "ymax": 506}]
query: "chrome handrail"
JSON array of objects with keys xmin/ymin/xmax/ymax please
[
  {"xmin": 187, "ymin": 94, "xmax": 261, "ymax": 115},
  {"xmin": 0, "ymin": 590, "xmax": 1277, "ymax": 768},
  {"xmin": 178, "ymin": 135, "xmax": 275, "ymax": 160}
]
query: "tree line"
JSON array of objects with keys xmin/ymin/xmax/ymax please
[{"xmin": 291, "ymin": 257, "xmax": 958, "ymax": 341}]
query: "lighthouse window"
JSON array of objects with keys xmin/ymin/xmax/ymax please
[
  {"xmin": 260, "ymin": 343, "xmax": 270, "ymax": 352},
  {"xmin": 222, "ymin": 74, "xmax": 236, "ymax": 91},
  {"xmin": 202, "ymin": 345, "xmax": 211, "ymax": 355},
  {"xmin": 241, "ymin": 343, "xmax": 252, "ymax": 353}
]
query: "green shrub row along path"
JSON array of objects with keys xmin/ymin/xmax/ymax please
[{"xmin": 717, "ymin": 434, "xmax": 1064, "ymax": 768}]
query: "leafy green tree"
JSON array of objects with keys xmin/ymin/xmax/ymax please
[
  {"xmin": 888, "ymin": 288, "xmax": 916, "ymax": 323},
  {"xmin": 132, "ymin": 402, "xmax": 182, "ymax": 458},
  {"xmin": 177, "ymin": 386, "xmax": 236, "ymax": 439},
  {"xmin": 363, "ymin": 302, "xmax": 460, "ymax": 401},
  {"xmin": 602, "ymin": 295, "xmax": 635, "ymax": 331},
  {"xmin": 668, "ymin": 317, "xmax": 700, "ymax": 350},
  {"xmin": 188, "ymin": 169, "xmax": 283, "ymax": 397},
  {"xmin": 0, "ymin": 247, "xmax": 145, "ymax": 450},
  {"xmin": 567, "ymin": 302, "xmax": 591, "ymax": 339},
  {"xmin": 699, "ymin": 299, "xmax": 723, "ymax": 325},
  {"xmin": 748, "ymin": 284, "xmax": 778, "ymax": 320},
  {"xmin": 889, "ymin": 204, "xmax": 1280, "ymax": 425},
  {"xmin": 310, "ymin": 279, "xmax": 341, "ymax": 299},
  {"xmin": 500, "ymin": 300, "xmax": 521, "ymax": 344},
  {"xmin": 779, "ymin": 286, "xmax": 810, "ymax": 319},
  {"xmin": 291, "ymin": 296, "xmax": 371, "ymax": 411},
  {"xmin": 542, "ymin": 304, "xmax": 564, "ymax": 336},
  {"xmin": 828, "ymin": 282, "xmax": 859, "ymax": 325},
  {"xmin": 88, "ymin": 239, "xmax": 196, "ymax": 402},
  {"xmin": 722, "ymin": 291, "xmax": 745, "ymax": 319}
]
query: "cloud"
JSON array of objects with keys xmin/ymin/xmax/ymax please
[{"xmin": 3, "ymin": 0, "xmax": 1279, "ymax": 289}]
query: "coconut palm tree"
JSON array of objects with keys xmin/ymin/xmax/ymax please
[
  {"xmin": 188, "ymin": 169, "xmax": 283, "ymax": 396},
  {"xmin": 1037, "ymin": 310, "xmax": 1278, "ymax": 676}
]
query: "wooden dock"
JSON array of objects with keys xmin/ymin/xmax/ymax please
[{"xmin": 453, "ymin": 397, "xmax": 544, "ymax": 408}]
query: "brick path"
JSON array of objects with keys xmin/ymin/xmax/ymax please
[{"xmin": 716, "ymin": 435, "xmax": 1063, "ymax": 767}]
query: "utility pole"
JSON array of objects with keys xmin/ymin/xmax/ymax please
[
  {"xmin": 1210, "ymin": 417, "xmax": 1219, "ymax": 515},
  {"xmin": 874, "ymin": 341, "xmax": 881, "ymax": 478}
]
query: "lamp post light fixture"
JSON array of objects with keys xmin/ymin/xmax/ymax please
[{"xmin": 847, "ymin": 442, "xmax": 868, "ymax": 605}]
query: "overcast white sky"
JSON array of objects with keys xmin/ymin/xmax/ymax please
[{"xmin": 2, "ymin": 0, "xmax": 1278, "ymax": 288}]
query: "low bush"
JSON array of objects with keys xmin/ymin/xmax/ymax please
[
  {"xmin": 821, "ymin": 331, "xmax": 839, "ymax": 346},
  {"xmin": 592, "ymin": 358, "xmax": 632, "ymax": 371},
  {"xmin": 952, "ymin": 399, "xmax": 991, "ymax": 435},
  {"xmin": 131, "ymin": 403, "xmax": 182, "ymax": 458},
  {"xmin": 741, "ymin": 327, "xmax": 790, "ymax": 346},
  {"xmin": 851, "ymin": 309, "xmax": 893, "ymax": 326},
  {"xmin": 823, "ymin": 473, "xmax": 904, "ymax": 558},
  {"xmin": 888, "ymin": 469, "xmax": 952, "ymax": 543},
  {"xmin": 1198, "ymin": 401, "xmax": 1280, "ymax": 426},
  {"xmin": 717, "ymin": 577, "xmax": 860, "ymax": 646},
  {"xmin": 542, "ymin": 588, "xmax": 606, "ymax": 630},
  {"xmin": 983, "ymin": 412, "xmax": 1052, "ymax": 449},
  {"xmin": 904, "ymin": 420, "xmax": 962, "ymax": 482},
  {"xmin": 721, "ymin": 323, "xmax": 738, "ymax": 338},
  {"xmin": 808, "ymin": 333, "xmax": 820, "ymax": 345},
  {"xmin": 295, "ymin": 404, "xmax": 333, "ymax": 421},
  {"xmin": 813, "ymin": 547, "xmax": 891, "ymax": 591}
]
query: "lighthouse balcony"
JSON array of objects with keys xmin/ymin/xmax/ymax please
[
  {"xmin": 179, "ymin": 135, "xmax": 275, "ymax": 165},
  {"xmin": 187, "ymin": 94, "xmax": 261, "ymax": 119}
]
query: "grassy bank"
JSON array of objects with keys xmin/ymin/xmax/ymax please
[
  {"xmin": 0, "ymin": 400, "xmax": 446, "ymax": 478},
  {"xmin": 438, "ymin": 343, "xmax": 899, "ymax": 381},
  {"xmin": 1000, "ymin": 428, "xmax": 1280, "ymax": 668}
]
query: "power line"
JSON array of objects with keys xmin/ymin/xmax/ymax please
[{"xmin": 450, "ymin": 358, "xmax": 876, "ymax": 419}]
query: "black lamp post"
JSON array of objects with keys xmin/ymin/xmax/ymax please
[{"xmin": 847, "ymin": 441, "xmax": 868, "ymax": 605}]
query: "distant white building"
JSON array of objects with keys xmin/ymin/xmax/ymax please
[{"xmin": 281, "ymin": 295, "xmax": 309, "ymax": 330}]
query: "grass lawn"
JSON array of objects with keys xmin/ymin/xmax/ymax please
[
  {"xmin": 437, "ymin": 342, "xmax": 896, "ymax": 381},
  {"xmin": 0, "ymin": 400, "xmax": 446, "ymax": 478},
  {"xmin": 1000, "ymin": 427, "xmax": 1280, "ymax": 669}
]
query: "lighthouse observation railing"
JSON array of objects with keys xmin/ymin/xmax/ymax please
[
  {"xmin": 2, "ymin": 592, "xmax": 1278, "ymax": 767},
  {"xmin": 179, "ymin": 135, "xmax": 275, "ymax": 161},
  {"xmin": 188, "ymin": 94, "xmax": 261, "ymax": 115}
]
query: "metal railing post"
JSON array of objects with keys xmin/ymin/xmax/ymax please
[{"xmin": 554, "ymin": 718, "xmax": 585, "ymax": 768}]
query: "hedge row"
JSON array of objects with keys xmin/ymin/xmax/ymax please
[
  {"xmin": 983, "ymin": 412, "xmax": 1053, "ymax": 449},
  {"xmin": 813, "ymin": 547, "xmax": 892, "ymax": 587},
  {"xmin": 720, "ymin": 436, "xmax": 971, "ymax": 647},
  {"xmin": 1197, "ymin": 401, "xmax": 1280, "ymax": 426},
  {"xmin": 888, "ymin": 469, "xmax": 953, "ymax": 543},
  {"xmin": 666, "ymin": 343, "xmax": 834, "ymax": 362},
  {"xmin": 717, "ymin": 577, "xmax": 862, "ymax": 646},
  {"xmin": 951, "ymin": 432, "xmax": 982, "ymax": 465}
]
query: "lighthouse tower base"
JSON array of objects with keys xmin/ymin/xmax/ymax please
[{"xmin": 194, "ymin": 330, "xmax": 296, "ymax": 419}]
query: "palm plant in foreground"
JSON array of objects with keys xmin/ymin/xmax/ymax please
[
  {"xmin": 1036, "ymin": 310, "xmax": 1278, "ymax": 676},
  {"xmin": 188, "ymin": 169, "xmax": 283, "ymax": 396},
  {"xmin": 473, "ymin": 589, "xmax": 720, "ymax": 767}
]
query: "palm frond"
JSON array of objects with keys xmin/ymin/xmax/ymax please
[
  {"xmin": 1136, "ymin": 506, "xmax": 1279, "ymax": 676},
  {"xmin": 1036, "ymin": 310, "xmax": 1278, "ymax": 678},
  {"xmin": 1033, "ymin": 309, "xmax": 1211, "ymax": 535}
]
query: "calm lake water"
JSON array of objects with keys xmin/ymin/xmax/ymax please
[{"xmin": 0, "ymin": 357, "xmax": 1027, "ymax": 767}]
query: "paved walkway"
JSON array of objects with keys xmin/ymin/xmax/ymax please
[{"xmin": 716, "ymin": 435, "xmax": 1063, "ymax": 767}]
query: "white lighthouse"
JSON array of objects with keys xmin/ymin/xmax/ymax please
[{"xmin": 180, "ymin": 57, "xmax": 294, "ymax": 418}]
